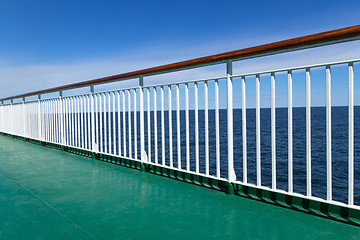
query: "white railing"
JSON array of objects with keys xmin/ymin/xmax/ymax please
[{"xmin": 1, "ymin": 26, "xmax": 360, "ymax": 211}]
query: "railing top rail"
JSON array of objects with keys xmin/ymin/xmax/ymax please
[{"xmin": 1, "ymin": 25, "xmax": 360, "ymax": 101}]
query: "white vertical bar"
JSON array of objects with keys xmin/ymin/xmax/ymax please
[
  {"xmin": 33, "ymin": 102, "xmax": 35, "ymax": 138},
  {"xmin": 104, "ymin": 93, "xmax": 108, "ymax": 153},
  {"xmin": 78, "ymin": 97, "xmax": 81, "ymax": 147},
  {"xmin": 29, "ymin": 103, "xmax": 32, "ymax": 138},
  {"xmin": 106, "ymin": 93, "xmax": 110, "ymax": 154},
  {"xmin": 104, "ymin": 93, "xmax": 112, "ymax": 154},
  {"xmin": 147, "ymin": 88, "xmax": 151, "ymax": 163},
  {"xmin": 19, "ymin": 103, "xmax": 21, "ymax": 135},
  {"xmin": 122, "ymin": 91, "xmax": 127, "ymax": 157},
  {"xmin": 99, "ymin": 94, "xmax": 103, "ymax": 152},
  {"xmin": 50, "ymin": 100, "xmax": 53, "ymax": 142},
  {"xmin": 27, "ymin": 101, "xmax": 30, "ymax": 138},
  {"xmin": 94, "ymin": 94, "xmax": 98, "ymax": 152},
  {"xmin": 53, "ymin": 100, "xmax": 56, "ymax": 142},
  {"xmin": 71, "ymin": 97, "xmax": 77, "ymax": 147},
  {"xmin": 306, "ymin": 67, "xmax": 311, "ymax": 197},
  {"xmin": 256, "ymin": 74, "xmax": 261, "ymax": 186},
  {"xmin": 10, "ymin": 101, "xmax": 12, "ymax": 135},
  {"xmin": 128, "ymin": 90, "xmax": 132, "ymax": 158},
  {"xmin": 84, "ymin": 95, "xmax": 88, "ymax": 149},
  {"xmin": 288, "ymin": 71, "xmax": 293, "ymax": 193},
  {"xmin": 185, "ymin": 83, "xmax": 190, "ymax": 171},
  {"xmin": 65, "ymin": 98, "xmax": 68, "ymax": 144},
  {"xmin": 87, "ymin": 95, "xmax": 90, "ymax": 150},
  {"xmin": 71, "ymin": 97, "xmax": 75, "ymax": 146},
  {"xmin": 23, "ymin": 102, "xmax": 25, "ymax": 137},
  {"xmin": 215, "ymin": 80, "xmax": 220, "ymax": 178},
  {"xmin": 105, "ymin": 94, "xmax": 109, "ymax": 152},
  {"xmin": 71, "ymin": 98, "xmax": 75, "ymax": 146},
  {"xmin": 154, "ymin": 87, "xmax": 158, "ymax": 164},
  {"xmin": 63, "ymin": 98, "xmax": 67, "ymax": 145},
  {"xmin": 91, "ymin": 87, "xmax": 95, "ymax": 152},
  {"xmin": 271, "ymin": 72, "xmax": 276, "ymax": 190},
  {"xmin": 204, "ymin": 81, "xmax": 209, "ymax": 176},
  {"xmin": 22, "ymin": 98, "xmax": 26, "ymax": 137},
  {"xmin": 18, "ymin": 102, "xmax": 20, "ymax": 135},
  {"xmin": 16, "ymin": 103, "xmax": 19, "ymax": 135},
  {"xmin": 18, "ymin": 103, "xmax": 21, "ymax": 136},
  {"xmin": 77, "ymin": 97, "xmax": 80, "ymax": 146},
  {"xmin": 348, "ymin": 62, "xmax": 354, "ymax": 205},
  {"xmin": 81, "ymin": 96, "xmax": 84, "ymax": 148},
  {"xmin": 60, "ymin": 92, "xmax": 64, "ymax": 146},
  {"xmin": 14, "ymin": 102, "xmax": 16, "ymax": 135},
  {"xmin": 68, "ymin": 97, "xmax": 73, "ymax": 146},
  {"xmin": 117, "ymin": 91, "xmax": 121, "ymax": 156},
  {"xmin": 53, "ymin": 99, "xmax": 56, "ymax": 143},
  {"xmin": 45, "ymin": 100, "xmax": 48, "ymax": 141},
  {"xmin": 134, "ymin": 89, "xmax": 137, "ymax": 159},
  {"xmin": 98, "ymin": 93, "xmax": 105, "ymax": 152},
  {"xmin": 21, "ymin": 103, "xmax": 24, "ymax": 136},
  {"xmin": 28, "ymin": 102, "xmax": 31, "ymax": 138},
  {"xmin": 34, "ymin": 101, "xmax": 37, "ymax": 138},
  {"xmin": 44, "ymin": 100, "xmax": 47, "ymax": 141},
  {"xmin": 53, "ymin": 99, "xmax": 57, "ymax": 143},
  {"xmin": 80, "ymin": 95, "xmax": 85, "ymax": 151},
  {"xmin": 67, "ymin": 97, "xmax": 71, "ymax": 145},
  {"xmin": 227, "ymin": 61, "xmax": 235, "ymax": 182},
  {"xmin": 42, "ymin": 100, "xmax": 45, "ymax": 140},
  {"xmin": 14, "ymin": 101, "xmax": 16, "ymax": 135},
  {"xmin": 113, "ymin": 92, "xmax": 116, "ymax": 155},
  {"xmin": 11, "ymin": 103, "xmax": 13, "ymax": 134},
  {"xmin": 12, "ymin": 102, "xmax": 14, "ymax": 135},
  {"xmin": 75, "ymin": 97, "xmax": 79, "ymax": 147},
  {"xmin": 14, "ymin": 103, "xmax": 17, "ymax": 135},
  {"xmin": 195, "ymin": 82, "xmax": 199, "ymax": 173},
  {"xmin": 176, "ymin": 84, "xmax": 181, "ymax": 169},
  {"xmin": 326, "ymin": 65, "xmax": 332, "ymax": 201},
  {"xmin": 139, "ymin": 77, "xmax": 145, "ymax": 162},
  {"xmin": 161, "ymin": 86, "xmax": 165, "ymax": 165},
  {"xmin": 56, "ymin": 99, "xmax": 60, "ymax": 143},
  {"xmin": 32, "ymin": 102, "xmax": 34, "ymax": 138},
  {"xmin": 242, "ymin": 76, "xmax": 247, "ymax": 183},
  {"xmin": 168, "ymin": 85, "xmax": 173, "ymax": 167},
  {"xmin": 35, "ymin": 101, "xmax": 41, "ymax": 140},
  {"xmin": 29, "ymin": 103, "xmax": 31, "ymax": 138},
  {"xmin": 93, "ymin": 95, "xmax": 96, "ymax": 149},
  {"xmin": 82, "ymin": 96, "xmax": 86, "ymax": 148}
]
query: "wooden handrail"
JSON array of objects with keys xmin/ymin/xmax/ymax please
[{"xmin": 2, "ymin": 25, "xmax": 360, "ymax": 101}]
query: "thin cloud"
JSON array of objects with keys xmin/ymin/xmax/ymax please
[{"xmin": 0, "ymin": 39, "xmax": 359, "ymax": 107}]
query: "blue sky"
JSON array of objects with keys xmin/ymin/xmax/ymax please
[{"xmin": 0, "ymin": 0, "xmax": 360, "ymax": 107}]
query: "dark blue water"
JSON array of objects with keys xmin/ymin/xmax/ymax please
[{"xmin": 70, "ymin": 106, "xmax": 360, "ymax": 205}]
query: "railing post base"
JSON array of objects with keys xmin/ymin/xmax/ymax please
[
  {"xmin": 140, "ymin": 163, "xmax": 145, "ymax": 172},
  {"xmin": 227, "ymin": 182, "xmax": 235, "ymax": 195}
]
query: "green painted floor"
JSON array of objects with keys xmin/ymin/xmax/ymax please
[{"xmin": 0, "ymin": 136, "xmax": 359, "ymax": 240}]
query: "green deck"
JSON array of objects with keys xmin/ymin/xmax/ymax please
[{"xmin": 0, "ymin": 135, "xmax": 359, "ymax": 240}]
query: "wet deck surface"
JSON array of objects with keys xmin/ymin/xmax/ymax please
[{"xmin": 0, "ymin": 135, "xmax": 359, "ymax": 240}]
